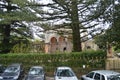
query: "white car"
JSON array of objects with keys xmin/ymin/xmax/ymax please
[
  {"xmin": 54, "ymin": 66, "xmax": 78, "ymax": 80},
  {"xmin": 81, "ymin": 70, "xmax": 120, "ymax": 80}
]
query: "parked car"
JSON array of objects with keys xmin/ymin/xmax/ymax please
[
  {"xmin": 81, "ymin": 70, "xmax": 120, "ymax": 80},
  {"xmin": 110, "ymin": 74, "xmax": 120, "ymax": 80},
  {"xmin": 0, "ymin": 63, "xmax": 23, "ymax": 80},
  {"xmin": 25, "ymin": 66, "xmax": 45, "ymax": 80},
  {"xmin": 54, "ymin": 66, "xmax": 78, "ymax": 80},
  {"xmin": 0, "ymin": 65, "xmax": 5, "ymax": 75}
]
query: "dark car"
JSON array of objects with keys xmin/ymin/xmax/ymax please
[
  {"xmin": 0, "ymin": 63, "xmax": 23, "ymax": 80},
  {"xmin": 0, "ymin": 65, "xmax": 5, "ymax": 75},
  {"xmin": 25, "ymin": 66, "xmax": 45, "ymax": 80}
]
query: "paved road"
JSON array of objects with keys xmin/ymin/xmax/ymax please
[{"xmin": 23, "ymin": 76, "xmax": 54, "ymax": 80}]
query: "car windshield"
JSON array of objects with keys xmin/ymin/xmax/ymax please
[
  {"xmin": 29, "ymin": 68, "xmax": 43, "ymax": 75},
  {"xmin": 5, "ymin": 66, "xmax": 18, "ymax": 73},
  {"xmin": 57, "ymin": 69, "xmax": 75, "ymax": 77},
  {"xmin": 108, "ymin": 75, "xmax": 120, "ymax": 80}
]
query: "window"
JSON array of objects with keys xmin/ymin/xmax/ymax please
[
  {"xmin": 101, "ymin": 75, "xmax": 105, "ymax": 80},
  {"xmin": 57, "ymin": 69, "xmax": 74, "ymax": 77},
  {"xmin": 5, "ymin": 66, "xmax": 19, "ymax": 73},
  {"xmin": 29, "ymin": 68, "xmax": 43, "ymax": 75},
  {"xmin": 86, "ymin": 72, "xmax": 94, "ymax": 78},
  {"xmin": 94, "ymin": 73, "xmax": 100, "ymax": 80}
]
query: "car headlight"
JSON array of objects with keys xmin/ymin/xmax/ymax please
[{"xmin": 0, "ymin": 76, "xmax": 3, "ymax": 79}]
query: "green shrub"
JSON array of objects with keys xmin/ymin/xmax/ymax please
[
  {"xmin": 0, "ymin": 50, "xmax": 106, "ymax": 77},
  {"xmin": 10, "ymin": 42, "xmax": 31, "ymax": 53}
]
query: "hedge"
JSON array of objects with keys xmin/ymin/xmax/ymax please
[{"xmin": 0, "ymin": 50, "xmax": 106, "ymax": 77}]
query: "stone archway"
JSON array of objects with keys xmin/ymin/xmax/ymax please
[{"xmin": 50, "ymin": 37, "xmax": 57, "ymax": 53}]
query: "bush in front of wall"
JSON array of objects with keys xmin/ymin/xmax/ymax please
[{"xmin": 10, "ymin": 42, "xmax": 31, "ymax": 53}]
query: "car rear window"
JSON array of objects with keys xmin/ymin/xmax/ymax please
[
  {"xmin": 57, "ymin": 69, "xmax": 75, "ymax": 77},
  {"xmin": 5, "ymin": 66, "xmax": 18, "ymax": 73},
  {"xmin": 29, "ymin": 68, "xmax": 43, "ymax": 75}
]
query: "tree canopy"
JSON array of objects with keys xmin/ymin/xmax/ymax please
[
  {"xmin": 30, "ymin": 0, "xmax": 112, "ymax": 52},
  {"xmin": 1, "ymin": 0, "xmax": 120, "ymax": 53},
  {"xmin": 0, "ymin": 0, "xmax": 39, "ymax": 53},
  {"xmin": 94, "ymin": 0, "xmax": 120, "ymax": 51}
]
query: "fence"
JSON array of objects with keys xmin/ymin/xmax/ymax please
[{"xmin": 106, "ymin": 57, "xmax": 120, "ymax": 72}]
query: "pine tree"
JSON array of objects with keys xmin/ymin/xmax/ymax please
[
  {"xmin": 0, "ymin": 0, "xmax": 39, "ymax": 53},
  {"xmin": 31, "ymin": 0, "xmax": 110, "ymax": 52},
  {"xmin": 94, "ymin": 0, "xmax": 120, "ymax": 51}
]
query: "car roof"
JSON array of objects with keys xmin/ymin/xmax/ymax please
[
  {"xmin": 31, "ymin": 66, "xmax": 43, "ymax": 69},
  {"xmin": 57, "ymin": 66, "xmax": 71, "ymax": 70},
  {"xmin": 7, "ymin": 63, "xmax": 21, "ymax": 69},
  {"xmin": 92, "ymin": 70, "xmax": 120, "ymax": 76},
  {"xmin": 10, "ymin": 63, "xmax": 21, "ymax": 66}
]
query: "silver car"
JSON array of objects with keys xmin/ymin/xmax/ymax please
[
  {"xmin": 54, "ymin": 66, "xmax": 78, "ymax": 80},
  {"xmin": 0, "ymin": 63, "xmax": 23, "ymax": 80},
  {"xmin": 110, "ymin": 74, "xmax": 120, "ymax": 80},
  {"xmin": 81, "ymin": 70, "xmax": 120, "ymax": 80}
]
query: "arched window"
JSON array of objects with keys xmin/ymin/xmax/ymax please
[
  {"xmin": 58, "ymin": 36, "xmax": 65, "ymax": 43},
  {"xmin": 50, "ymin": 37, "xmax": 57, "ymax": 53},
  {"xmin": 50, "ymin": 37, "xmax": 57, "ymax": 44}
]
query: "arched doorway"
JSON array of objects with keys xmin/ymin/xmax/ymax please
[
  {"xmin": 58, "ymin": 36, "xmax": 66, "ymax": 52},
  {"xmin": 50, "ymin": 37, "xmax": 57, "ymax": 53}
]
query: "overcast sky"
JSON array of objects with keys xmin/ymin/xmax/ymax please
[{"xmin": 35, "ymin": 0, "xmax": 52, "ymax": 4}]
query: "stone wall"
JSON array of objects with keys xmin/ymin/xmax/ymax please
[
  {"xmin": 44, "ymin": 30, "xmax": 99, "ymax": 53},
  {"xmin": 44, "ymin": 30, "xmax": 73, "ymax": 53}
]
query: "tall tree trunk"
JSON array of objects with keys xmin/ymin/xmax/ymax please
[
  {"xmin": 1, "ymin": 25, "xmax": 11, "ymax": 53},
  {"xmin": 71, "ymin": 0, "xmax": 82, "ymax": 52},
  {"xmin": 1, "ymin": 1, "xmax": 11, "ymax": 53}
]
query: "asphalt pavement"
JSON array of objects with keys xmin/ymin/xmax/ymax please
[{"xmin": 46, "ymin": 77, "xmax": 54, "ymax": 80}]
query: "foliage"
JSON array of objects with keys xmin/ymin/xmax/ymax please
[
  {"xmin": 30, "ymin": 40, "xmax": 45, "ymax": 53},
  {"xmin": 10, "ymin": 42, "xmax": 31, "ymax": 53},
  {"xmin": 94, "ymin": 34, "xmax": 107, "ymax": 50},
  {"xmin": 0, "ymin": 50, "xmax": 106, "ymax": 76},
  {"xmin": 115, "ymin": 49, "xmax": 120, "ymax": 54},
  {"xmin": 0, "ymin": 0, "xmax": 40, "ymax": 53},
  {"xmin": 94, "ymin": 1, "xmax": 120, "ymax": 51},
  {"xmin": 10, "ymin": 40, "xmax": 44, "ymax": 53}
]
